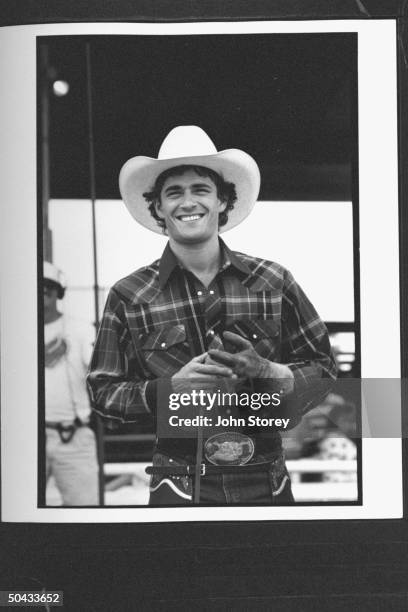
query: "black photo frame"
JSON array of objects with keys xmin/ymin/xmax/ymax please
[{"xmin": 1, "ymin": 2, "xmax": 408, "ymax": 608}]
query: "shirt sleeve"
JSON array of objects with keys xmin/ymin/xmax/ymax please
[
  {"xmin": 86, "ymin": 288, "xmax": 155, "ymax": 423},
  {"xmin": 280, "ymin": 268, "xmax": 337, "ymax": 416}
]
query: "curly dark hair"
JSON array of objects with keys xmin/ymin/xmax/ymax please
[{"xmin": 142, "ymin": 164, "xmax": 237, "ymax": 233}]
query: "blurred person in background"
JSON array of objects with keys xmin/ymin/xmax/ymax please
[
  {"xmin": 299, "ymin": 396, "xmax": 357, "ymax": 483},
  {"xmin": 43, "ymin": 261, "xmax": 98, "ymax": 505},
  {"xmin": 318, "ymin": 401, "xmax": 357, "ymax": 482}
]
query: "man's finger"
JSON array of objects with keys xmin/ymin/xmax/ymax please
[
  {"xmin": 222, "ymin": 331, "xmax": 253, "ymax": 350},
  {"xmin": 235, "ymin": 355, "xmax": 248, "ymax": 367},
  {"xmin": 195, "ymin": 363, "xmax": 234, "ymax": 377},
  {"xmin": 192, "ymin": 352, "xmax": 208, "ymax": 363},
  {"xmin": 208, "ymin": 349, "xmax": 240, "ymax": 366}
]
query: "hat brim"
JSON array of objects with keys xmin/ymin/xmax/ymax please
[
  {"xmin": 44, "ymin": 278, "xmax": 63, "ymax": 291},
  {"xmin": 119, "ymin": 149, "xmax": 261, "ymax": 234}
]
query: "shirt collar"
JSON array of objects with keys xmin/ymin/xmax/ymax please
[
  {"xmin": 158, "ymin": 237, "xmax": 252, "ymax": 289},
  {"xmin": 158, "ymin": 242, "xmax": 179, "ymax": 289},
  {"xmin": 219, "ymin": 238, "xmax": 252, "ymax": 276}
]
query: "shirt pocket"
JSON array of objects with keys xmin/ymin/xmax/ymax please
[
  {"xmin": 226, "ymin": 319, "xmax": 281, "ymax": 361},
  {"xmin": 140, "ymin": 324, "xmax": 191, "ymax": 377}
]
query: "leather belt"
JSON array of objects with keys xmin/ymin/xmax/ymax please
[
  {"xmin": 146, "ymin": 460, "xmax": 275, "ymax": 477},
  {"xmin": 46, "ymin": 420, "xmax": 84, "ymax": 428},
  {"xmin": 46, "ymin": 418, "xmax": 85, "ymax": 443}
]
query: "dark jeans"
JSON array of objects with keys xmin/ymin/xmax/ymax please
[{"xmin": 148, "ymin": 453, "xmax": 295, "ymax": 505}]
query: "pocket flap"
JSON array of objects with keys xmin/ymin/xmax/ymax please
[
  {"xmin": 227, "ymin": 319, "xmax": 280, "ymax": 340},
  {"xmin": 141, "ymin": 324, "xmax": 186, "ymax": 350}
]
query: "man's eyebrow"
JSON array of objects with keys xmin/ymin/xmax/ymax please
[
  {"xmin": 163, "ymin": 181, "xmax": 213, "ymax": 194},
  {"xmin": 191, "ymin": 182, "xmax": 213, "ymax": 189},
  {"xmin": 163, "ymin": 184, "xmax": 183, "ymax": 194}
]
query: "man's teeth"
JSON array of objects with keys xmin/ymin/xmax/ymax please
[{"xmin": 179, "ymin": 214, "xmax": 202, "ymax": 221}]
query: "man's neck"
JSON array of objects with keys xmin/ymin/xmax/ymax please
[
  {"xmin": 44, "ymin": 310, "xmax": 63, "ymax": 325},
  {"xmin": 169, "ymin": 234, "xmax": 222, "ymax": 287}
]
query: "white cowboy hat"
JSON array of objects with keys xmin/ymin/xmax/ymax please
[{"xmin": 119, "ymin": 125, "xmax": 261, "ymax": 234}]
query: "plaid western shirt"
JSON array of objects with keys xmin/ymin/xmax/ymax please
[{"xmin": 87, "ymin": 239, "xmax": 337, "ymax": 442}]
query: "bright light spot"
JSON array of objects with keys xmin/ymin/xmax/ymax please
[{"xmin": 52, "ymin": 80, "xmax": 69, "ymax": 96}]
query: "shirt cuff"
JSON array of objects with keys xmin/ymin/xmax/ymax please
[
  {"xmin": 144, "ymin": 378, "xmax": 173, "ymax": 415},
  {"xmin": 286, "ymin": 362, "xmax": 333, "ymax": 415}
]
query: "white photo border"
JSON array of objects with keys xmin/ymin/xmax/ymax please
[{"xmin": 0, "ymin": 19, "xmax": 402, "ymax": 522}]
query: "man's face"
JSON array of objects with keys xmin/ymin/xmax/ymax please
[
  {"xmin": 156, "ymin": 169, "xmax": 226, "ymax": 245},
  {"xmin": 43, "ymin": 284, "xmax": 59, "ymax": 315}
]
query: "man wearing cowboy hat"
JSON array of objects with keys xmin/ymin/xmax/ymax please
[
  {"xmin": 44, "ymin": 261, "xmax": 99, "ymax": 505},
  {"xmin": 87, "ymin": 126, "xmax": 336, "ymax": 505}
]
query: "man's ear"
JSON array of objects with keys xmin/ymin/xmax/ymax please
[
  {"xmin": 155, "ymin": 200, "xmax": 164, "ymax": 219},
  {"xmin": 218, "ymin": 198, "xmax": 228, "ymax": 213}
]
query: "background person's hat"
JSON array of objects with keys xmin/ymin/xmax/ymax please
[
  {"xmin": 43, "ymin": 261, "xmax": 66, "ymax": 299},
  {"xmin": 119, "ymin": 125, "xmax": 261, "ymax": 234}
]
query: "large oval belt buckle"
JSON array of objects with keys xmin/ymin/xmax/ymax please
[{"xmin": 204, "ymin": 432, "xmax": 255, "ymax": 466}]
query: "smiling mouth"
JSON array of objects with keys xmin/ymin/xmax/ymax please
[{"xmin": 176, "ymin": 214, "xmax": 205, "ymax": 222}]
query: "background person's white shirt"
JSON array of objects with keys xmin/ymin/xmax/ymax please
[{"xmin": 44, "ymin": 315, "xmax": 94, "ymax": 423}]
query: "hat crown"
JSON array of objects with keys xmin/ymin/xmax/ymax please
[
  {"xmin": 158, "ymin": 125, "xmax": 217, "ymax": 160},
  {"xmin": 44, "ymin": 261, "xmax": 65, "ymax": 288}
]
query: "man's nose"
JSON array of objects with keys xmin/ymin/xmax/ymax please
[{"xmin": 180, "ymin": 192, "xmax": 196, "ymax": 208}]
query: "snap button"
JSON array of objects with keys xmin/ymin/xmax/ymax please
[
  {"xmin": 160, "ymin": 342, "xmax": 166, "ymax": 348},
  {"xmin": 197, "ymin": 290, "xmax": 203, "ymax": 296},
  {"xmin": 252, "ymin": 333, "xmax": 258, "ymax": 339}
]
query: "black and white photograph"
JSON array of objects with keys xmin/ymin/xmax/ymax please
[
  {"xmin": 39, "ymin": 32, "xmax": 360, "ymax": 509},
  {"xmin": 0, "ymin": 19, "xmax": 402, "ymax": 522}
]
